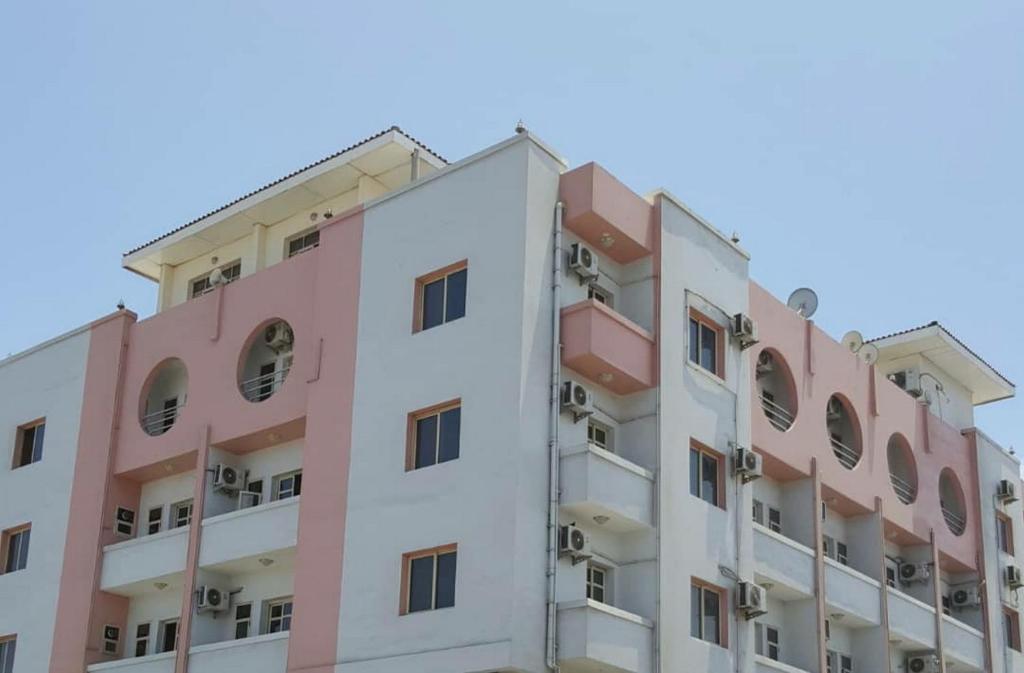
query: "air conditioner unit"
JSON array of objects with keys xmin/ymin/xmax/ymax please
[
  {"xmin": 888, "ymin": 369, "xmax": 923, "ymax": 397},
  {"xmin": 561, "ymin": 380, "xmax": 594, "ymax": 420},
  {"xmin": 237, "ymin": 490, "xmax": 262, "ymax": 510},
  {"xmin": 826, "ymin": 397, "xmax": 843, "ymax": 422},
  {"xmin": 114, "ymin": 506, "xmax": 136, "ymax": 538},
  {"xmin": 737, "ymin": 581, "xmax": 766, "ymax": 617},
  {"xmin": 213, "ymin": 464, "xmax": 243, "ymax": 494},
  {"xmin": 263, "ymin": 322, "xmax": 294, "ymax": 352},
  {"xmin": 755, "ymin": 351, "xmax": 774, "ymax": 377},
  {"xmin": 569, "ymin": 243, "xmax": 599, "ymax": 282},
  {"xmin": 731, "ymin": 313, "xmax": 759, "ymax": 349},
  {"xmin": 558, "ymin": 524, "xmax": 592, "ymax": 564},
  {"xmin": 1007, "ymin": 565, "xmax": 1024, "ymax": 590},
  {"xmin": 997, "ymin": 479, "xmax": 1018, "ymax": 504},
  {"xmin": 734, "ymin": 445, "xmax": 763, "ymax": 482},
  {"xmin": 951, "ymin": 585, "xmax": 982, "ymax": 609},
  {"xmin": 899, "ymin": 563, "xmax": 930, "ymax": 585},
  {"xmin": 196, "ymin": 585, "xmax": 229, "ymax": 613},
  {"xmin": 906, "ymin": 653, "xmax": 940, "ymax": 673}
]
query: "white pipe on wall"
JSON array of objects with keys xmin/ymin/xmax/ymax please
[{"xmin": 545, "ymin": 201, "xmax": 565, "ymax": 671}]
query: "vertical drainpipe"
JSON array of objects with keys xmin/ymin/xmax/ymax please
[
  {"xmin": 874, "ymin": 497, "xmax": 895, "ymax": 673},
  {"xmin": 929, "ymin": 529, "xmax": 948, "ymax": 673},
  {"xmin": 545, "ymin": 201, "xmax": 564, "ymax": 671},
  {"xmin": 811, "ymin": 458, "xmax": 828, "ymax": 673},
  {"xmin": 651, "ymin": 197, "xmax": 662, "ymax": 673},
  {"xmin": 410, "ymin": 148, "xmax": 420, "ymax": 182}
]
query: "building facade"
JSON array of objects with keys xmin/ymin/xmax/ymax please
[{"xmin": 0, "ymin": 126, "xmax": 1020, "ymax": 673}]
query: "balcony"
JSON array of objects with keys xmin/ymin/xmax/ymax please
[
  {"xmin": 823, "ymin": 559, "xmax": 881, "ymax": 625},
  {"xmin": 559, "ymin": 163, "xmax": 654, "ymax": 264},
  {"xmin": 560, "ymin": 444, "xmax": 654, "ymax": 532},
  {"xmin": 941, "ymin": 507, "xmax": 966, "ymax": 536},
  {"xmin": 760, "ymin": 394, "xmax": 795, "ymax": 432},
  {"xmin": 889, "ymin": 473, "xmax": 917, "ymax": 505},
  {"xmin": 753, "ymin": 525, "xmax": 815, "ymax": 597},
  {"xmin": 754, "ymin": 656, "xmax": 811, "ymax": 673},
  {"xmin": 886, "ymin": 587, "xmax": 936, "ymax": 649},
  {"xmin": 198, "ymin": 497, "xmax": 299, "ymax": 569},
  {"xmin": 188, "ymin": 632, "xmax": 290, "ymax": 673},
  {"xmin": 86, "ymin": 652, "xmax": 174, "ymax": 673},
  {"xmin": 557, "ymin": 599, "xmax": 653, "ymax": 673},
  {"xmin": 941, "ymin": 616, "xmax": 985, "ymax": 671},
  {"xmin": 561, "ymin": 300, "xmax": 656, "ymax": 395},
  {"xmin": 100, "ymin": 528, "xmax": 188, "ymax": 594},
  {"xmin": 829, "ymin": 436, "xmax": 860, "ymax": 471}
]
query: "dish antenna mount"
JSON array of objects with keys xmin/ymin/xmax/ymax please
[
  {"xmin": 842, "ymin": 329, "xmax": 880, "ymax": 365},
  {"xmin": 787, "ymin": 287, "xmax": 818, "ymax": 318}
]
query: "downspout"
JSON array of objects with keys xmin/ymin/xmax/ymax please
[{"xmin": 546, "ymin": 201, "xmax": 565, "ymax": 671}]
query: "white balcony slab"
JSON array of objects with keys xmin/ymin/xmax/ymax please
[
  {"xmin": 886, "ymin": 587, "xmax": 936, "ymax": 649},
  {"xmin": 753, "ymin": 525, "xmax": 814, "ymax": 598},
  {"xmin": 755, "ymin": 655, "xmax": 811, "ymax": 673},
  {"xmin": 941, "ymin": 615, "xmax": 985, "ymax": 671},
  {"xmin": 557, "ymin": 599, "xmax": 653, "ymax": 673},
  {"xmin": 189, "ymin": 632, "xmax": 289, "ymax": 673},
  {"xmin": 100, "ymin": 528, "xmax": 188, "ymax": 594},
  {"xmin": 86, "ymin": 652, "xmax": 175, "ymax": 673},
  {"xmin": 823, "ymin": 559, "xmax": 881, "ymax": 626},
  {"xmin": 560, "ymin": 444, "xmax": 654, "ymax": 532},
  {"xmin": 199, "ymin": 497, "xmax": 299, "ymax": 569}
]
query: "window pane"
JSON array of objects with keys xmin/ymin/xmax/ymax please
[
  {"xmin": 135, "ymin": 639, "xmax": 147, "ymax": 657},
  {"xmin": 703, "ymin": 588, "xmax": 720, "ymax": 644},
  {"xmin": 701, "ymin": 453, "xmax": 718, "ymax": 506},
  {"xmin": 415, "ymin": 415, "xmax": 438, "ymax": 469},
  {"xmin": 690, "ymin": 585, "xmax": 702, "ymax": 638},
  {"xmin": 700, "ymin": 324, "xmax": 717, "ymax": 373},
  {"xmin": 16, "ymin": 529, "xmax": 30, "ymax": 570},
  {"xmin": 438, "ymin": 408, "xmax": 461, "ymax": 464},
  {"xmin": 445, "ymin": 269, "xmax": 467, "ymax": 322},
  {"xmin": 0, "ymin": 640, "xmax": 13, "ymax": 673},
  {"xmin": 689, "ymin": 319, "xmax": 700, "ymax": 365},
  {"xmin": 422, "ymin": 279, "xmax": 445, "ymax": 330},
  {"xmin": 689, "ymin": 448, "xmax": 700, "ymax": 498},
  {"xmin": 31, "ymin": 423, "xmax": 44, "ymax": 462},
  {"xmin": 435, "ymin": 551, "xmax": 457, "ymax": 609},
  {"xmin": 408, "ymin": 556, "xmax": 435, "ymax": 612},
  {"xmin": 234, "ymin": 621, "xmax": 249, "ymax": 640},
  {"xmin": 292, "ymin": 473, "xmax": 302, "ymax": 496}
]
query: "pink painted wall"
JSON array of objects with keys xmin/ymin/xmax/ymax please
[
  {"xmin": 561, "ymin": 299, "xmax": 656, "ymax": 394},
  {"xmin": 749, "ymin": 282, "xmax": 979, "ymax": 570}
]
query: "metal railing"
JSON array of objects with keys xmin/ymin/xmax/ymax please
[
  {"xmin": 889, "ymin": 473, "xmax": 917, "ymax": 504},
  {"xmin": 942, "ymin": 507, "xmax": 966, "ymax": 535},
  {"xmin": 141, "ymin": 402, "xmax": 184, "ymax": 436},
  {"xmin": 240, "ymin": 367, "xmax": 290, "ymax": 402},
  {"xmin": 760, "ymin": 394, "xmax": 795, "ymax": 431},
  {"xmin": 829, "ymin": 436, "xmax": 861, "ymax": 470}
]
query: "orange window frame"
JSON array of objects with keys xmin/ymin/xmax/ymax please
[
  {"xmin": 997, "ymin": 512, "xmax": 1015, "ymax": 554},
  {"xmin": 691, "ymin": 576, "xmax": 729, "ymax": 648},
  {"xmin": 12, "ymin": 418, "xmax": 45, "ymax": 469},
  {"xmin": 690, "ymin": 439, "xmax": 727, "ymax": 510},
  {"xmin": 405, "ymin": 398, "xmax": 461, "ymax": 471},
  {"xmin": 399, "ymin": 543, "xmax": 457, "ymax": 615},
  {"xmin": 688, "ymin": 308, "xmax": 725, "ymax": 379},
  {"xmin": 0, "ymin": 523, "xmax": 30, "ymax": 574},
  {"xmin": 412, "ymin": 259, "xmax": 468, "ymax": 333},
  {"xmin": 1005, "ymin": 608, "xmax": 1022, "ymax": 652}
]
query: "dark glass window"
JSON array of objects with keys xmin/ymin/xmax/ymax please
[
  {"xmin": 158, "ymin": 620, "xmax": 178, "ymax": 653},
  {"xmin": 691, "ymin": 581, "xmax": 722, "ymax": 644},
  {"xmin": 689, "ymin": 315, "xmax": 721, "ymax": 376},
  {"xmin": 0, "ymin": 638, "xmax": 14, "ymax": 673},
  {"xmin": 287, "ymin": 230, "xmax": 320, "ymax": 258},
  {"xmin": 234, "ymin": 604, "xmax": 252, "ymax": 639},
  {"xmin": 407, "ymin": 549, "xmax": 457, "ymax": 613},
  {"xmin": 413, "ymin": 406, "xmax": 461, "ymax": 469},
  {"xmin": 689, "ymin": 446, "xmax": 721, "ymax": 507},
  {"xmin": 419, "ymin": 267, "xmax": 467, "ymax": 331},
  {"xmin": 267, "ymin": 600, "xmax": 292, "ymax": 633},
  {"xmin": 15, "ymin": 422, "xmax": 44, "ymax": 468},
  {"xmin": 134, "ymin": 623, "xmax": 149, "ymax": 657},
  {"xmin": 3, "ymin": 527, "xmax": 30, "ymax": 573},
  {"xmin": 147, "ymin": 507, "xmax": 163, "ymax": 535}
]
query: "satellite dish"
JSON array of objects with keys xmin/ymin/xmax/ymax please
[
  {"xmin": 787, "ymin": 287, "xmax": 819, "ymax": 318},
  {"xmin": 209, "ymin": 268, "xmax": 225, "ymax": 287},
  {"xmin": 842, "ymin": 330, "xmax": 865, "ymax": 353},
  {"xmin": 859, "ymin": 343, "xmax": 880, "ymax": 366}
]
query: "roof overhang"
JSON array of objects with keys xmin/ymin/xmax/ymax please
[
  {"xmin": 122, "ymin": 127, "xmax": 445, "ymax": 280},
  {"xmin": 869, "ymin": 323, "xmax": 1014, "ymax": 405}
]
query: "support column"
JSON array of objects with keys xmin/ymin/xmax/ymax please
[
  {"xmin": 157, "ymin": 263, "xmax": 176, "ymax": 312},
  {"xmin": 812, "ymin": 458, "xmax": 828, "ymax": 673},
  {"xmin": 930, "ymin": 530, "xmax": 948, "ymax": 673},
  {"xmin": 250, "ymin": 222, "xmax": 268, "ymax": 274}
]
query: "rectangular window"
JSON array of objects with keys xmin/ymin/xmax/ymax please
[
  {"xmin": 826, "ymin": 651, "xmax": 852, "ymax": 673},
  {"xmin": 689, "ymin": 442, "xmax": 723, "ymax": 508},
  {"xmin": 587, "ymin": 419, "xmax": 612, "ymax": 452},
  {"xmin": 2, "ymin": 525, "xmax": 30, "ymax": 574},
  {"xmin": 415, "ymin": 261, "xmax": 468, "ymax": 332},
  {"xmin": 408, "ymin": 401, "xmax": 461, "ymax": 471},
  {"xmin": 265, "ymin": 598, "xmax": 293, "ymax": 634},
  {"xmin": 752, "ymin": 501, "xmax": 782, "ymax": 533},
  {"xmin": 588, "ymin": 285, "xmax": 613, "ymax": 307},
  {"xmin": 942, "ymin": 594, "xmax": 952, "ymax": 616},
  {"xmin": 146, "ymin": 507, "xmax": 163, "ymax": 536},
  {"xmin": 402, "ymin": 544, "xmax": 457, "ymax": 614},
  {"xmin": 273, "ymin": 471, "xmax": 302, "ymax": 500},
  {"xmin": 286, "ymin": 229, "xmax": 320, "ymax": 258},
  {"xmin": 0, "ymin": 637, "xmax": 14, "ymax": 673},
  {"xmin": 171, "ymin": 500, "xmax": 192, "ymax": 529},
  {"xmin": 102, "ymin": 625, "xmax": 120, "ymax": 655},
  {"xmin": 134, "ymin": 623, "xmax": 150, "ymax": 657},
  {"xmin": 754, "ymin": 623, "xmax": 780, "ymax": 660},
  {"xmin": 1005, "ymin": 608, "xmax": 1022, "ymax": 652},
  {"xmin": 997, "ymin": 512, "xmax": 1014, "ymax": 554},
  {"xmin": 885, "ymin": 565, "xmax": 896, "ymax": 588},
  {"xmin": 688, "ymin": 309, "xmax": 723, "ymax": 378},
  {"xmin": 767, "ymin": 507, "xmax": 781, "ymax": 533},
  {"xmin": 690, "ymin": 579, "xmax": 725, "ymax": 646},
  {"xmin": 13, "ymin": 420, "xmax": 45, "ymax": 468},
  {"xmin": 587, "ymin": 562, "xmax": 608, "ymax": 604},
  {"xmin": 234, "ymin": 603, "xmax": 252, "ymax": 640},
  {"xmin": 822, "ymin": 535, "xmax": 848, "ymax": 565},
  {"xmin": 189, "ymin": 261, "xmax": 241, "ymax": 298},
  {"xmin": 157, "ymin": 619, "xmax": 178, "ymax": 653}
]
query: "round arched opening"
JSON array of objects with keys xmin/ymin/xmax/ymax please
[
  {"xmin": 939, "ymin": 468, "xmax": 967, "ymax": 536},
  {"xmin": 825, "ymin": 394, "xmax": 862, "ymax": 470},
  {"xmin": 139, "ymin": 358, "xmax": 188, "ymax": 436},
  {"xmin": 756, "ymin": 349, "xmax": 798, "ymax": 432},
  {"xmin": 886, "ymin": 434, "xmax": 918, "ymax": 504},
  {"xmin": 238, "ymin": 319, "xmax": 294, "ymax": 402}
]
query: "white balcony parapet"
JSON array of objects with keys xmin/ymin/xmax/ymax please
[
  {"xmin": 941, "ymin": 615, "xmax": 985, "ymax": 670},
  {"xmin": 560, "ymin": 443, "xmax": 654, "ymax": 532},
  {"xmin": 886, "ymin": 587, "xmax": 937, "ymax": 649},
  {"xmin": 823, "ymin": 558, "xmax": 881, "ymax": 625},
  {"xmin": 100, "ymin": 528, "xmax": 188, "ymax": 593},
  {"xmin": 753, "ymin": 524, "xmax": 815, "ymax": 597},
  {"xmin": 198, "ymin": 496, "xmax": 299, "ymax": 568},
  {"xmin": 557, "ymin": 599, "xmax": 653, "ymax": 673},
  {"xmin": 829, "ymin": 437, "xmax": 860, "ymax": 469},
  {"xmin": 754, "ymin": 655, "xmax": 811, "ymax": 673},
  {"xmin": 86, "ymin": 651, "xmax": 175, "ymax": 673},
  {"xmin": 189, "ymin": 631, "xmax": 289, "ymax": 673},
  {"xmin": 760, "ymin": 394, "xmax": 795, "ymax": 431}
]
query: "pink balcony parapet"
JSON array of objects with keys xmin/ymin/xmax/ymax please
[
  {"xmin": 559, "ymin": 163, "xmax": 654, "ymax": 264},
  {"xmin": 561, "ymin": 300, "xmax": 656, "ymax": 395}
]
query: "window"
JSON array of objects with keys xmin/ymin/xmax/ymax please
[
  {"xmin": 588, "ymin": 285, "xmax": 613, "ymax": 307},
  {"xmin": 0, "ymin": 636, "xmax": 14, "ymax": 673},
  {"xmin": 408, "ymin": 401, "xmax": 461, "ymax": 470},
  {"xmin": 157, "ymin": 619, "xmax": 178, "ymax": 653},
  {"xmin": 1005, "ymin": 608, "xmax": 1021, "ymax": 652},
  {"xmin": 826, "ymin": 650, "xmax": 852, "ymax": 673},
  {"xmin": 273, "ymin": 471, "xmax": 302, "ymax": 500},
  {"xmin": 689, "ymin": 442, "xmax": 723, "ymax": 508},
  {"xmin": 402, "ymin": 544, "xmax": 457, "ymax": 614},
  {"xmin": 997, "ymin": 512, "xmax": 1014, "ymax": 554},
  {"xmin": 134, "ymin": 623, "xmax": 150, "ymax": 657},
  {"xmin": 415, "ymin": 262, "xmax": 467, "ymax": 332},
  {"xmin": 688, "ymin": 309, "xmax": 723, "ymax": 377},
  {"xmin": 587, "ymin": 562, "xmax": 608, "ymax": 603},
  {"xmin": 690, "ymin": 579, "xmax": 725, "ymax": 646},
  {"xmin": 171, "ymin": 500, "xmax": 192, "ymax": 529},
  {"xmin": 265, "ymin": 598, "xmax": 293, "ymax": 633},
  {"xmin": 885, "ymin": 563, "xmax": 897, "ymax": 588},
  {"xmin": 752, "ymin": 500, "xmax": 782, "ymax": 533},
  {"xmin": 102, "ymin": 625, "xmax": 120, "ymax": 655},
  {"xmin": 755, "ymin": 622, "xmax": 780, "ymax": 660},
  {"xmin": 942, "ymin": 594, "xmax": 952, "ymax": 616},
  {"xmin": 588, "ymin": 419, "xmax": 612, "ymax": 452},
  {"xmin": 822, "ymin": 535, "xmax": 848, "ymax": 566},
  {"xmin": 189, "ymin": 261, "xmax": 241, "ymax": 298},
  {"xmin": 160, "ymin": 397, "xmax": 179, "ymax": 434},
  {"xmin": 234, "ymin": 603, "xmax": 252, "ymax": 639},
  {"xmin": 146, "ymin": 507, "xmax": 163, "ymax": 536},
  {"xmin": 2, "ymin": 525, "xmax": 30, "ymax": 574},
  {"xmin": 286, "ymin": 229, "xmax": 320, "ymax": 258},
  {"xmin": 13, "ymin": 420, "xmax": 44, "ymax": 468}
]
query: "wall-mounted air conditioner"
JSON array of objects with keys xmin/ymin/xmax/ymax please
[
  {"xmin": 558, "ymin": 524, "xmax": 592, "ymax": 565},
  {"xmin": 951, "ymin": 585, "xmax": 981, "ymax": 609},
  {"xmin": 196, "ymin": 585, "xmax": 229, "ymax": 613},
  {"xmin": 734, "ymin": 445, "xmax": 762, "ymax": 483},
  {"xmin": 213, "ymin": 463, "xmax": 243, "ymax": 494},
  {"xmin": 899, "ymin": 563, "xmax": 930, "ymax": 585},
  {"xmin": 561, "ymin": 380, "xmax": 594, "ymax": 421},
  {"xmin": 731, "ymin": 313, "xmax": 758, "ymax": 349},
  {"xmin": 569, "ymin": 243, "xmax": 599, "ymax": 283}
]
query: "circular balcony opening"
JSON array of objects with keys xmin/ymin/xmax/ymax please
[
  {"xmin": 239, "ymin": 319, "xmax": 294, "ymax": 403},
  {"xmin": 886, "ymin": 434, "xmax": 918, "ymax": 504},
  {"xmin": 825, "ymin": 394, "xmax": 862, "ymax": 470},
  {"xmin": 756, "ymin": 349, "xmax": 797, "ymax": 432},
  {"xmin": 139, "ymin": 358, "xmax": 188, "ymax": 436},
  {"xmin": 939, "ymin": 468, "xmax": 967, "ymax": 536}
]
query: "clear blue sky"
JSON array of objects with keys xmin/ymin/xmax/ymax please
[{"xmin": 1, "ymin": 2, "xmax": 1020, "ymax": 449}]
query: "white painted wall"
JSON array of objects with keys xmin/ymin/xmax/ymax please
[
  {"xmin": 138, "ymin": 472, "xmax": 196, "ymax": 535},
  {"xmin": 204, "ymin": 441, "xmax": 303, "ymax": 518},
  {"xmin": 191, "ymin": 563, "xmax": 294, "ymax": 647}
]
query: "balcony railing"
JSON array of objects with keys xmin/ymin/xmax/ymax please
[
  {"xmin": 942, "ymin": 507, "xmax": 966, "ymax": 535},
  {"xmin": 760, "ymin": 394, "xmax": 794, "ymax": 431},
  {"xmin": 889, "ymin": 473, "xmax": 917, "ymax": 504},
  {"xmin": 240, "ymin": 367, "xmax": 290, "ymax": 402},
  {"xmin": 141, "ymin": 402, "xmax": 184, "ymax": 436},
  {"xmin": 829, "ymin": 437, "xmax": 860, "ymax": 470}
]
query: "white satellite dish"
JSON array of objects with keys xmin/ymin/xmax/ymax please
[
  {"xmin": 859, "ymin": 343, "xmax": 880, "ymax": 365},
  {"xmin": 787, "ymin": 287, "xmax": 819, "ymax": 318},
  {"xmin": 841, "ymin": 330, "xmax": 865, "ymax": 354},
  {"xmin": 209, "ymin": 268, "xmax": 225, "ymax": 287}
]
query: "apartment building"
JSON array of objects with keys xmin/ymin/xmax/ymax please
[{"xmin": 0, "ymin": 125, "xmax": 1020, "ymax": 673}]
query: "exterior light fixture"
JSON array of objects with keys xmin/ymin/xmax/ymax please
[
  {"xmin": 598, "ymin": 373, "xmax": 614, "ymax": 384},
  {"xmin": 593, "ymin": 515, "xmax": 610, "ymax": 525},
  {"xmin": 153, "ymin": 582, "xmax": 168, "ymax": 591},
  {"xmin": 258, "ymin": 557, "xmax": 275, "ymax": 567},
  {"xmin": 600, "ymin": 233, "xmax": 615, "ymax": 248}
]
